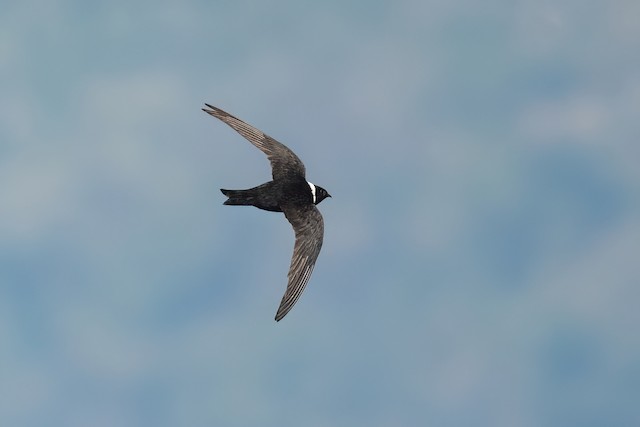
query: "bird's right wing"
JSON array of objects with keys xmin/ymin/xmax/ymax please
[
  {"xmin": 203, "ymin": 104, "xmax": 306, "ymax": 179},
  {"xmin": 276, "ymin": 204, "xmax": 324, "ymax": 321}
]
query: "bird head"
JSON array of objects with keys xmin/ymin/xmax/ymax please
[{"xmin": 314, "ymin": 185, "xmax": 331, "ymax": 205}]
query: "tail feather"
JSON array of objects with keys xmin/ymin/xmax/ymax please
[{"xmin": 221, "ymin": 188, "xmax": 253, "ymax": 206}]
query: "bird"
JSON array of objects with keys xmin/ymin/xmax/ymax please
[{"xmin": 202, "ymin": 104, "xmax": 331, "ymax": 321}]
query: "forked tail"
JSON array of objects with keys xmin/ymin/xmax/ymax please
[{"xmin": 220, "ymin": 189, "xmax": 254, "ymax": 206}]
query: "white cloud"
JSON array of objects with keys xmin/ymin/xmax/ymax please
[
  {"xmin": 77, "ymin": 70, "xmax": 189, "ymax": 129},
  {"xmin": 0, "ymin": 150, "xmax": 77, "ymax": 241},
  {"xmin": 518, "ymin": 96, "xmax": 610, "ymax": 144},
  {"xmin": 538, "ymin": 215, "xmax": 640, "ymax": 327}
]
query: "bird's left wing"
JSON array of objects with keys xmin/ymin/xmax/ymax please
[
  {"xmin": 276, "ymin": 204, "xmax": 324, "ymax": 321},
  {"xmin": 202, "ymin": 104, "xmax": 306, "ymax": 179}
]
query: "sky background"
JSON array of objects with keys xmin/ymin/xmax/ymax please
[{"xmin": 1, "ymin": 1, "xmax": 639, "ymax": 426}]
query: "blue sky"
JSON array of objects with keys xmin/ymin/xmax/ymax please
[{"xmin": 1, "ymin": 1, "xmax": 639, "ymax": 426}]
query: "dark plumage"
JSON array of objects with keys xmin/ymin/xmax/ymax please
[{"xmin": 203, "ymin": 104, "xmax": 331, "ymax": 321}]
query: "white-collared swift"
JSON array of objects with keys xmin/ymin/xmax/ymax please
[{"xmin": 203, "ymin": 104, "xmax": 331, "ymax": 321}]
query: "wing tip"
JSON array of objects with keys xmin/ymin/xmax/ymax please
[
  {"xmin": 274, "ymin": 305, "xmax": 290, "ymax": 322},
  {"xmin": 201, "ymin": 102, "xmax": 220, "ymax": 116},
  {"xmin": 202, "ymin": 103, "xmax": 226, "ymax": 117}
]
